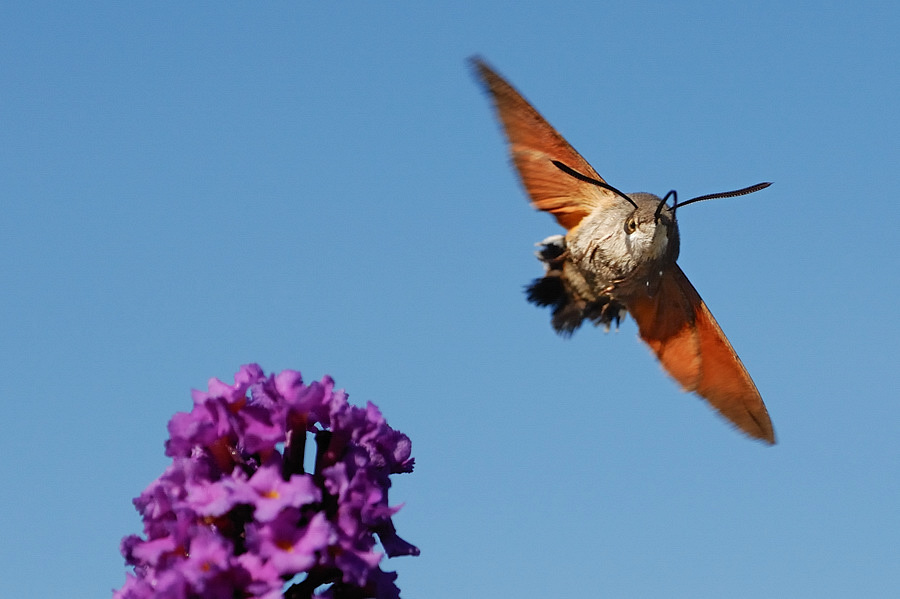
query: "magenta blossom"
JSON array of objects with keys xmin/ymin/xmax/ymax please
[{"xmin": 114, "ymin": 364, "xmax": 418, "ymax": 599}]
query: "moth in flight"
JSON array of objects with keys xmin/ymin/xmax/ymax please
[{"xmin": 471, "ymin": 57, "xmax": 775, "ymax": 444}]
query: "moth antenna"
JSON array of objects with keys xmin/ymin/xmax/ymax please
[
  {"xmin": 654, "ymin": 190, "xmax": 678, "ymax": 221},
  {"xmin": 674, "ymin": 182, "xmax": 772, "ymax": 210},
  {"xmin": 551, "ymin": 160, "xmax": 638, "ymax": 209}
]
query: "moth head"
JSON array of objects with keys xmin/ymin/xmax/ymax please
[{"xmin": 621, "ymin": 192, "xmax": 678, "ymax": 261}]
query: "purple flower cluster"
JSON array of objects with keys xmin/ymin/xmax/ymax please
[{"xmin": 114, "ymin": 364, "xmax": 418, "ymax": 599}]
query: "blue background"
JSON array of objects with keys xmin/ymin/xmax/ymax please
[{"xmin": 2, "ymin": 2, "xmax": 898, "ymax": 597}]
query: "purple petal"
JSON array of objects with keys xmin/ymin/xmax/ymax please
[
  {"xmin": 247, "ymin": 462, "xmax": 320, "ymax": 522},
  {"xmin": 253, "ymin": 510, "xmax": 333, "ymax": 576}
]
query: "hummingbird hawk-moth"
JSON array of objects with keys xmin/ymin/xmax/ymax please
[{"xmin": 472, "ymin": 57, "xmax": 775, "ymax": 444}]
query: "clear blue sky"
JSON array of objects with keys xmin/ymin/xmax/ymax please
[{"xmin": 2, "ymin": 2, "xmax": 898, "ymax": 597}]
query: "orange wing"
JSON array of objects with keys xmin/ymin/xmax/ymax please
[
  {"xmin": 628, "ymin": 265, "xmax": 775, "ymax": 444},
  {"xmin": 471, "ymin": 57, "xmax": 618, "ymax": 230}
]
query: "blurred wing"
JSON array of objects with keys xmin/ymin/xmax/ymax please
[
  {"xmin": 628, "ymin": 265, "xmax": 775, "ymax": 444},
  {"xmin": 471, "ymin": 57, "xmax": 618, "ymax": 230}
]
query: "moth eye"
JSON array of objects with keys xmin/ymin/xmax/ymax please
[{"xmin": 624, "ymin": 216, "xmax": 638, "ymax": 234}]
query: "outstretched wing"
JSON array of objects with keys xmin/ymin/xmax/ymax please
[
  {"xmin": 628, "ymin": 265, "xmax": 775, "ymax": 444},
  {"xmin": 471, "ymin": 57, "xmax": 619, "ymax": 230}
]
